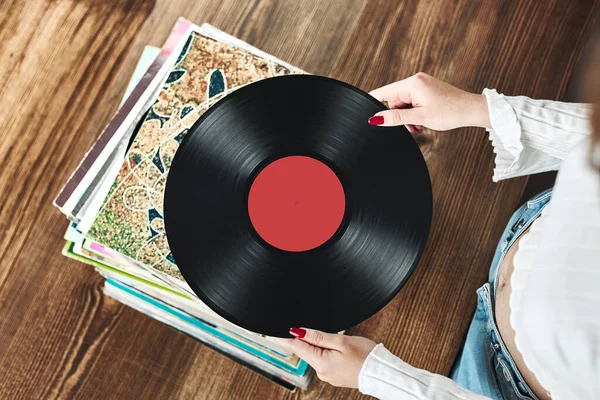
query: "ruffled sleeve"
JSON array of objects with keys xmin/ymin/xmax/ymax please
[{"xmin": 482, "ymin": 89, "xmax": 593, "ymax": 182}]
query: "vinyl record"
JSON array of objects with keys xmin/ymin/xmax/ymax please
[{"xmin": 164, "ymin": 75, "xmax": 432, "ymax": 337}]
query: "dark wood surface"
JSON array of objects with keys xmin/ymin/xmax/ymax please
[{"xmin": 0, "ymin": 0, "xmax": 597, "ymax": 398}]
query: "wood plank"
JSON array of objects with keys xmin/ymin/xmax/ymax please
[{"xmin": 0, "ymin": 0, "xmax": 597, "ymax": 399}]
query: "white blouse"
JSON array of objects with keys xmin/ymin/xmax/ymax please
[{"xmin": 359, "ymin": 90, "xmax": 600, "ymax": 399}]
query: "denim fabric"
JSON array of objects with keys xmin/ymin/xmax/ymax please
[{"xmin": 450, "ymin": 189, "xmax": 552, "ymax": 400}]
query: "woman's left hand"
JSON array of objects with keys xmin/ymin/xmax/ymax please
[{"xmin": 284, "ymin": 328, "xmax": 377, "ymax": 388}]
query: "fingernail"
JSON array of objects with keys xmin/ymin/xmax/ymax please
[
  {"xmin": 289, "ymin": 328, "xmax": 306, "ymax": 338},
  {"xmin": 368, "ymin": 116, "xmax": 384, "ymax": 126}
]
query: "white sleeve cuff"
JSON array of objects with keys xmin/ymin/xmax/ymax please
[{"xmin": 482, "ymin": 88, "xmax": 525, "ymax": 182}]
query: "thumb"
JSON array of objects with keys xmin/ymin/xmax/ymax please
[
  {"xmin": 289, "ymin": 338, "xmax": 328, "ymax": 367},
  {"xmin": 368, "ymin": 108, "xmax": 424, "ymax": 127}
]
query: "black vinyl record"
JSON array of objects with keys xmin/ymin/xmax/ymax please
[{"xmin": 164, "ymin": 75, "xmax": 432, "ymax": 337}]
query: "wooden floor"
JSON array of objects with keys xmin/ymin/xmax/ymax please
[{"xmin": 0, "ymin": 0, "xmax": 597, "ymax": 398}]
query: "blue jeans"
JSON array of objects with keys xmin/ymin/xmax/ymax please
[{"xmin": 450, "ymin": 189, "xmax": 553, "ymax": 400}]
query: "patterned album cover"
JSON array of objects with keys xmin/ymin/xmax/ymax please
[{"xmin": 87, "ymin": 29, "xmax": 304, "ymax": 279}]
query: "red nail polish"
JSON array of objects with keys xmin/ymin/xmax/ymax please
[
  {"xmin": 368, "ymin": 116, "xmax": 384, "ymax": 126},
  {"xmin": 289, "ymin": 328, "xmax": 306, "ymax": 338}
]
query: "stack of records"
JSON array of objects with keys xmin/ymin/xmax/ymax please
[{"xmin": 54, "ymin": 18, "xmax": 311, "ymax": 391}]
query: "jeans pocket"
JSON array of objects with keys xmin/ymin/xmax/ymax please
[{"xmin": 495, "ymin": 358, "xmax": 534, "ymax": 400}]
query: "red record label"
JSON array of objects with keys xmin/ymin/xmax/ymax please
[{"xmin": 248, "ymin": 156, "xmax": 346, "ymax": 252}]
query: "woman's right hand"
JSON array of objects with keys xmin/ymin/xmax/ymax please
[
  {"xmin": 368, "ymin": 72, "xmax": 492, "ymax": 133},
  {"xmin": 284, "ymin": 328, "xmax": 377, "ymax": 389}
]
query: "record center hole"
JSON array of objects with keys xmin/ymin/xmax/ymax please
[{"xmin": 248, "ymin": 156, "xmax": 346, "ymax": 252}]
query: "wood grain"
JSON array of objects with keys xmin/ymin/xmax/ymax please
[{"xmin": 0, "ymin": 0, "xmax": 597, "ymax": 398}]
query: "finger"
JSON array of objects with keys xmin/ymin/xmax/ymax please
[
  {"xmin": 291, "ymin": 328, "xmax": 345, "ymax": 351},
  {"xmin": 387, "ymin": 99, "xmax": 408, "ymax": 109},
  {"xmin": 406, "ymin": 124, "xmax": 416, "ymax": 134},
  {"xmin": 271, "ymin": 337, "xmax": 295, "ymax": 352},
  {"xmin": 368, "ymin": 108, "xmax": 424, "ymax": 127},
  {"xmin": 289, "ymin": 338, "xmax": 328, "ymax": 366},
  {"xmin": 369, "ymin": 76, "xmax": 415, "ymax": 103}
]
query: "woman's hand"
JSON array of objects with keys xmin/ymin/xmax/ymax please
[
  {"xmin": 368, "ymin": 72, "xmax": 491, "ymax": 133},
  {"xmin": 285, "ymin": 328, "xmax": 376, "ymax": 388}
]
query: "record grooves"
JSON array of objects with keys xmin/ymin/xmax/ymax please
[{"xmin": 164, "ymin": 75, "xmax": 432, "ymax": 337}]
